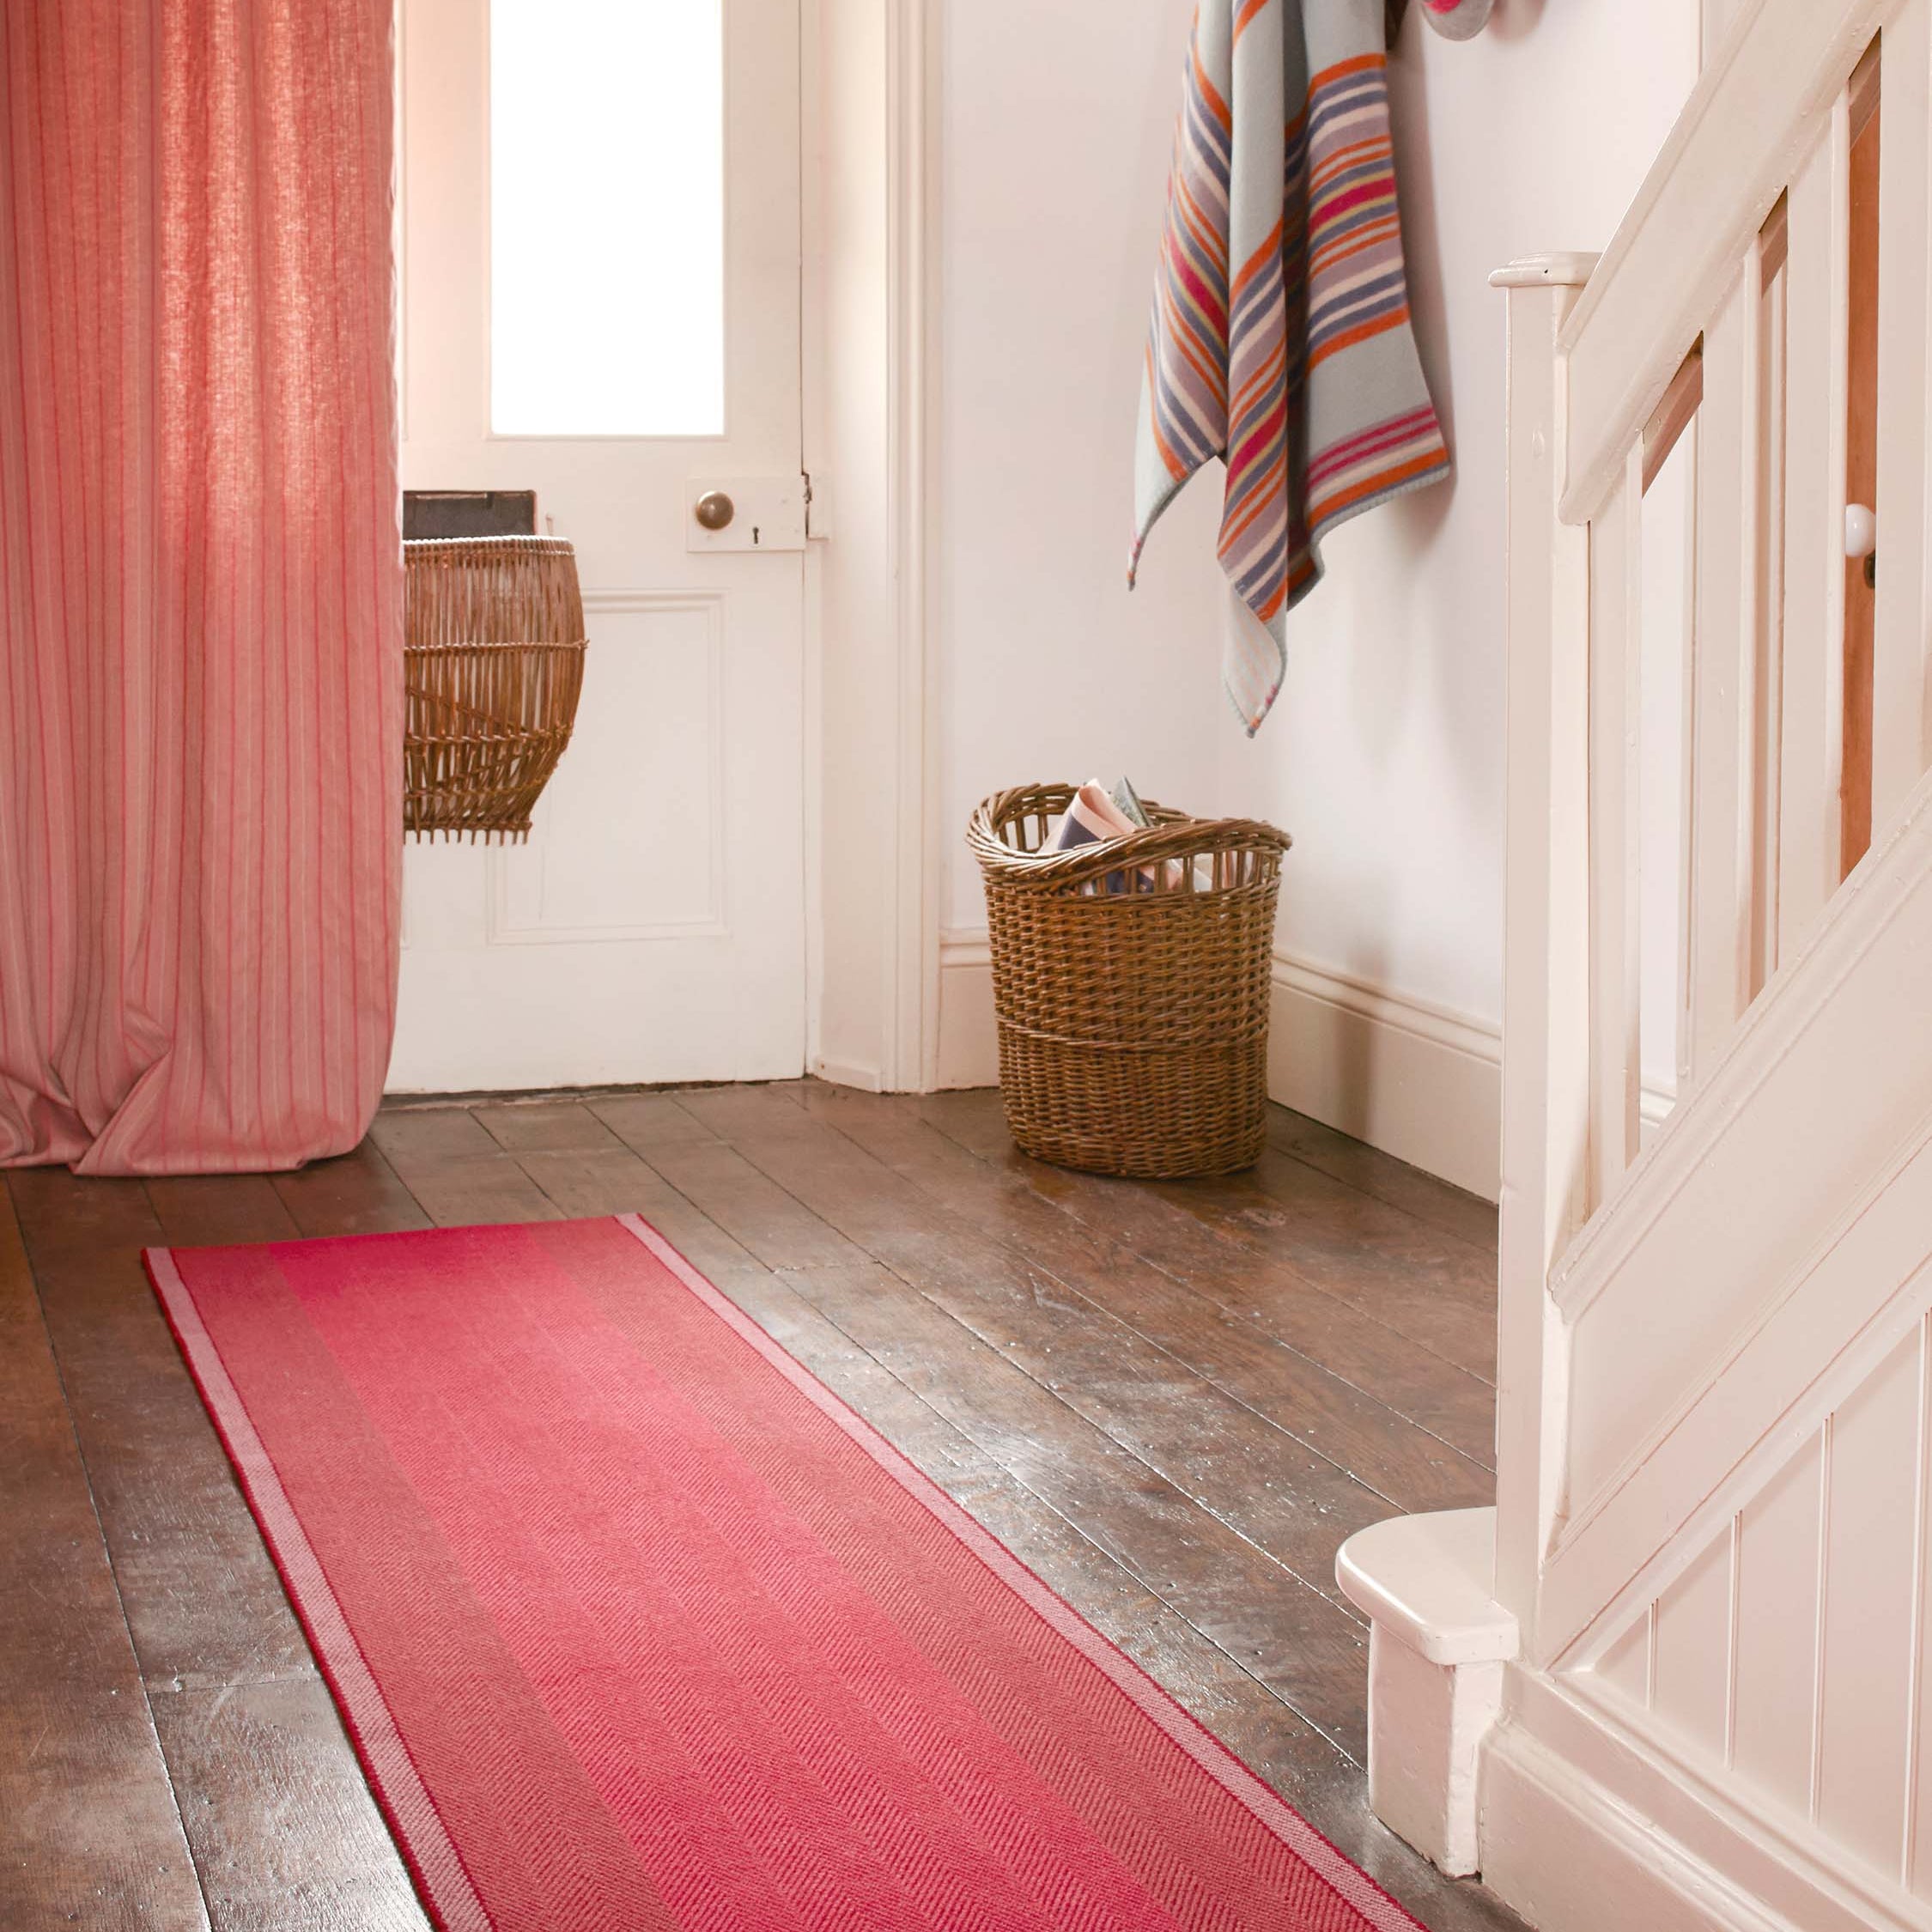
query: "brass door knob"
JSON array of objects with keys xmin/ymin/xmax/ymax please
[{"xmin": 694, "ymin": 490, "xmax": 736, "ymax": 532}]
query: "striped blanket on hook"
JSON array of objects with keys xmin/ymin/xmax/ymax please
[{"xmin": 1130, "ymin": 0, "xmax": 1451, "ymax": 733}]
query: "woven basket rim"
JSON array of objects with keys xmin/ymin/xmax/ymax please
[
  {"xmin": 404, "ymin": 638, "xmax": 588, "ymax": 654},
  {"xmin": 967, "ymin": 782, "xmax": 1291, "ymax": 892},
  {"xmin": 403, "ymin": 535, "xmax": 578, "ymax": 553}
]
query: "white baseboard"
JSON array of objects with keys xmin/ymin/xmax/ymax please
[
  {"xmin": 1482, "ymin": 1723, "xmax": 1782, "ymax": 1932},
  {"xmin": 1479, "ymin": 1673, "xmax": 1913, "ymax": 1932},
  {"xmin": 1267, "ymin": 951, "xmax": 1501, "ymax": 1203},
  {"xmin": 934, "ymin": 929, "xmax": 1503, "ymax": 1199},
  {"xmin": 935, "ymin": 929, "xmax": 999, "ymax": 1090}
]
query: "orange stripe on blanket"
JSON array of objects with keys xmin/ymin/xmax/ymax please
[
  {"xmin": 1142, "ymin": 346, "xmax": 1195, "ymax": 483},
  {"xmin": 1220, "ymin": 477, "xmax": 1288, "ymax": 557},
  {"xmin": 1221, "ymin": 430, "xmax": 1288, "ymax": 523},
  {"xmin": 1191, "ymin": 46, "xmax": 1232, "ymax": 131},
  {"xmin": 1309, "ymin": 446, "xmax": 1449, "ymax": 526},
  {"xmin": 1230, "ymin": 218, "xmax": 1286, "ymax": 301},
  {"xmin": 1175, "ymin": 186, "xmax": 1231, "ymax": 274},
  {"xmin": 1310, "ymin": 51, "xmax": 1388, "ymax": 88},
  {"xmin": 1229, "ymin": 337, "xmax": 1288, "ymax": 420},
  {"xmin": 1308, "ymin": 306, "xmax": 1413, "ymax": 369},
  {"xmin": 1310, "ymin": 225, "xmax": 1402, "ymax": 279},
  {"xmin": 1309, "ymin": 135, "xmax": 1393, "ymax": 191},
  {"xmin": 1157, "ymin": 291, "xmax": 1230, "ymax": 408},
  {"xmin": 1309, "ymin": 217, "xmax": 1403, "ymax": 277},
  {"xmin": 1220, "ymin": 482, "xmax": 1290, "ymax": 551}
]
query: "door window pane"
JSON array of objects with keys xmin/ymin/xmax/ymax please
[{"xmin": 490, "ymin": 0, "xmax": 724, "ymax": 436}]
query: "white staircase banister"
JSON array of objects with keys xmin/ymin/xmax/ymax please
[
  {"xmin": 1550, "ymin": 757, "xmax": 1932, "ymax": 1325},
  {"xmin": 1492, "ymin": 252, "xmax": 1595, "ymax": 1664},
  {"xmin": 1539, "ymin": 763, "xmax": 1932, "ymax": 1661},
  {"xmin": 1558, "ymin": 0, "xmax": 1895, "ymax": 526},
  {"xmin": 1362, "ymin": 15, "xmax": 1932, "ymax": 1918}
]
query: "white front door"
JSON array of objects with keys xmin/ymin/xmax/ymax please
[{"xmin": 390, "ymin": 0, "xmax": 805, "ymax": 1092}]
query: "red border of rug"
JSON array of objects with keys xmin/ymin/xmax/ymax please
[
  {"xmin": 147, "ymin": 1215, "xmax": 1424, "ymax": 1932},
  {"xmin": 148, "ymin": 1242, "xmax": 495, "ymax": 1932}
]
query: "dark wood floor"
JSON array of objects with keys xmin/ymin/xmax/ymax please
[{"xmin": 2, "ymin": 1080, "xmax": 1524, "ymax": 1931}]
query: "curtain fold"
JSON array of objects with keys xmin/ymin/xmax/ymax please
[{"xmin": 0, "ymin": 0, "xmax": 403, "ymax": 1174}]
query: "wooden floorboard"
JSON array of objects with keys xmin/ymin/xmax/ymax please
[
  {"xmin": 676, "ymin": 1094, "xmax": 1396, "ymax": 1598},
  {"xmin": 365, "ymin": 1109, "xmax": 562, "ymax": 1228},
  {"xmin": 272, "ymin": 1143, "xmax": 429, "ymax": 1239},
  {"xmin": 6, "ymin": 1170, "xmax": 304, "ymax": 1693},
  {"xmin": 151, "ymin": 1677, "xmax": 425, "ymax": 1932},
  {"xmin": 914, "ymin": 1089, "xmax": 1499, "ymax": 1464},
  {"xmin": 794, "ymin": 1084, "xmax": 1492, "ymax": 1508},
  {"xmin": 3, "ymin": 1081, "xmax": 1523, "ymax": 1932},
  {"xmin": 1263, "ymin": 1106, "xmax": 1502, "ymax": 1255},
  {"xmin": 0, "ymin": 1178, "xmax": 209, "ymax": 1930}
]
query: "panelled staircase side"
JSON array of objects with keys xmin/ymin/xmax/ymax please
[{"xmin": 1335, "ymin": 3, "xmax": 1932, "ymax": 1927}]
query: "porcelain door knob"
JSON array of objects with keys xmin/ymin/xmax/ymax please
[{"xmin": 1846, "ymin": 501, "xmax": 1877, "ymax": 559}]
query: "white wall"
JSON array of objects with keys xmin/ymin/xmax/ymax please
[
  {"xmin": 1212, "ymin": 0, "xmax": 1699, "ymax": 1034},
  {"xmin": 932, "ymin": 0, "xmax": 1701, "ymax": 1189},
  {"xmin": 935, "ymin": 0, "xmax": 1226, "ymax": 933}
]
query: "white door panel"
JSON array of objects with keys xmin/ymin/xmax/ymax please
[{"xmin": 391, "ymin": 0, "xmax": 805, "ymax": 1091}]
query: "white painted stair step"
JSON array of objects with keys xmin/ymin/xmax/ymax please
[
  {"xmin": 1336, "ymin": 1508, "xmax": 1518, "ymax": 1878},
  {"xmin": 1336, "ymin": 1506, "xmax": 1519, "ymax": 1665}
]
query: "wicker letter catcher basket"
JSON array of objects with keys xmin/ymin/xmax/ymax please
[
  {"xmin": 403, "ymin": 535, "xmax": 587, "ymax": 841},
  {"xmin": 967, "ymin": 784, "xmax": 1291, "ymax": 1179}
]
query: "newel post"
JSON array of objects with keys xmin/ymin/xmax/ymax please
[{"xmin": 1491, "ymin": 255, "xmax": 1597, "ymax": 1668}]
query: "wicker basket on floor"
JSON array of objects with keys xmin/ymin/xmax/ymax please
[
  {"xmin": 403, "ymin": 536, "xmax": 587, "ymax": 841},
  {"xmin": 967, "ymin": 784, "xmax": 1291, "ymax": 1179}
]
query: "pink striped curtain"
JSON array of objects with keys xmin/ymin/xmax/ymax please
[{"xmin": 0, "ymin": 0, "xmax": 403, "ymax": 1174}]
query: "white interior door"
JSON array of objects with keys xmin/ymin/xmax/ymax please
[{"xmin": 390, "ymin": 0, "xmax": 805, "ymax": 1092}]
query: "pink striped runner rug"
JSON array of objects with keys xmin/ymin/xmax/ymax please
[{"xmin": 149, "ymin": 1214, "xmax": 1419, "ymax": 1930}]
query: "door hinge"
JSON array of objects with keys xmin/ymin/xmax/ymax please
[{"xmin": 803, "ymin": 470, "xmax": 828, "ymax": 542}]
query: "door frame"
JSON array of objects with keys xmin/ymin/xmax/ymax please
[
  {"xmin": 802, "ymin": 0, "xmax": 942, "ymax": 1094},
  {"xmin": 392, "ymin": 0, "xmax": 944, "ymax": 1097},
  {"xmin": 390, "ymin": 0, "xmax": 816, "ymax": 1093}
]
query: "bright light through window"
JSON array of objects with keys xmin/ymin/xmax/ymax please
[{"xmin": 490, "ymin": 0, "xmax": 724, "ymax": 436}]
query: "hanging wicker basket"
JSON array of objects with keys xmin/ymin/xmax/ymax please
[
  {"xmin": 402, "ymin": 535, "xmax": 587, "ymax": 841},
  {"xmin": 968, "ymin": 784, "xmax": 1291, "ymax": 1179}
]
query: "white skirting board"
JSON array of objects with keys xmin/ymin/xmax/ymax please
[
  {"xmin": 1479, "ymin": 1722, "xmax": 1777, "ymax": 1932},
  {"xmin": 934, "ymin": 930, "xmax": 999, "ymax": 1091},
  {"xmin": 1478, "ymin": 1674, "xmax": 1911, "ymax": 1932},
  {"xmin": 1265, "ymin": 952, "xmax": 1501, "ymax": 1203},
  {"xmin": 934, "ymin": 931, "xmax": 1504, "ymax": 1202}
]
